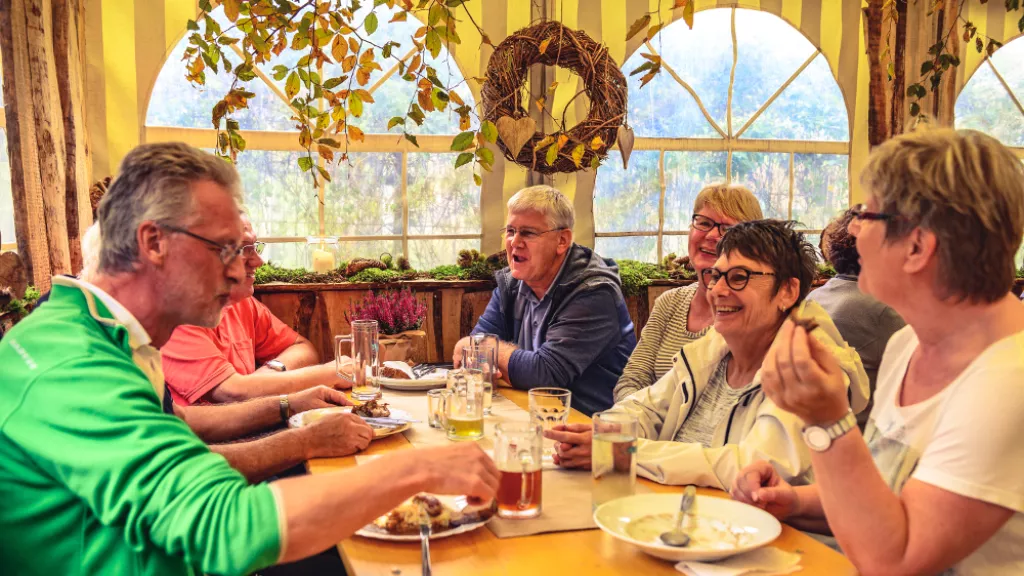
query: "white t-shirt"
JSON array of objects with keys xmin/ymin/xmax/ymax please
[{"xmin": 864, "ymin": 326, "xmax": 1024, "ymax": 575}]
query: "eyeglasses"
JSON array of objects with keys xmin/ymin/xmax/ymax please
[
  {"xmin": 691, "ymin": 214, "xmax": 734, "ymax": 235},
  {"xmin": 162, "ymin": 224, "xmax": 244, "ymax": 266},
  {"xmin": 850, "ymin": 203, "xmax": 901, "ymax": 222},
  {"xmin": 702, "ymin": 266, "xmax": 776, "ymax": 291},
  {"xmin": 242, "ymin": 242, "xmax": 266, "ymax": 256},
  {"xmin": 501, "ymin": 226, "xmax": 565, "ymax": 242}
]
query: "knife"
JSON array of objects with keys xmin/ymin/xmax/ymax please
[
  {"xmin": 359, "ymin": 416, "xmax": 422, "ymax": 426},
  {"xmin": 419, "ymin": 502, "xmax": 432, "ymax": 576}
]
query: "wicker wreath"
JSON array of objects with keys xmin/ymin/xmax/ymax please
[{"xmin": 482, "ymin": 21, "xmax": 627, "ymax": 174}]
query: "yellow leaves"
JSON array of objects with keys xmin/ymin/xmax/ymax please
[
  {"xmin": 449, "ymin": 90, "xmax": 465, "ymax": 106},
  {"xmin": 647, "ymin": 23, "xmax": 666, "ymax": 40},
  {"xmin": 681, "ymin": 0, "xmax": 695, "ymax": 29},
  {"xmin": 545, "ymin": 140, "xmax": 559, "ymax": 165},
  {"xmin": 359, "ymin": 48, "xmax": 375, "ymax": 65},
  {"xmin": 626, "ymin": 14, "xmax": 651, "ymax": 41},
  {"xmin": 354, "ymin": 89, "xmax": 374, "ymax": 103},
  {"xmin": 318, "ymin": 144, "xmax": 335, "ymax": 163},
  {"xmin": 331, "ymin": 34, "xmax": 348, "ymax": 62},
  {"xmin": 533, "ymin": 135, "xmax": 555, "ymax": 151},
  {"xmin": 548, "ymin": 80, "xmax": 559, "ymax": 93},
  {"xmin": 356, "ymin": 66, "xmax": 372, "ymax": 86},
  {"xmin": 460, "ymin": 114, "xmax": 471, "ymax": 131},
  {"xmin": 348, "ymin": 37, "xmax": 359, "ymax": 54},
  {"xmin": 390, "ymin": 11, "xmax": 407, "ymax": 23},
  {"xmin": 347, "ymin": 125, "xmax": 365, "ymax": 143},
  {"xmin": 570, "ymin": 144, "xmax": 585, "ymax": 168},
  {"xmin": 408, "ymin": 54, "xmax": 422, "ymax": 75},
  {"xmin": 535, "ymin": 96, "xmax": 546, "ymax": 113},
  {"xmin": 556, "ymin": 133, "xmax": 569, "ymax": 151},
  {"xmin": 418, "ymin": 78, "xmax": 433, "ymax": 90},
  {"xmin": 299, "ymin": 126, "xmax": 312, "ymax": 148},
  {"xmin": 342, "ymin": 55, "xmax": 357, "ymax": 72},
  {"xmin": 348, "ymin": 91, "xmax": 363, "ymax": 117},
  {"xmin": 285, "ymin": 71, "xmax": 300, "ymax": 100},
  {"xmin": 223, "ymin": 0, "xmax": 240, "ymax": 22},
  {"xmin": 590, "ymin": 135, "xmax": 605, "ymax": 150},
  {"xmin": 538, "ymin": 37, "xmax": 552, "ymax": 54}
]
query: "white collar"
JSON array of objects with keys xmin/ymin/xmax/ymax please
[{"xmin": 52, "ymin": 276, "xmax": 153, "ymax": 350}]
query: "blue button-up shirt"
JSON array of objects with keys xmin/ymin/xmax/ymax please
[{"xmin": 515, "ymin": 254, "xmax": 570, "ymax": 352}]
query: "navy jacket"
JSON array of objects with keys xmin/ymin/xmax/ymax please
[{"xmin": 472, "ymin": 244, "xmax": 636, "ymax": 416}]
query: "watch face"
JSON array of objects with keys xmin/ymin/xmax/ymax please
[{"xmin": 803, "ymin": 427, "xmax": 832, "ymax": 452}]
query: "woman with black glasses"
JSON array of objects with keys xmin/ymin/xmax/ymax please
[
  {"xmin": 613, "ymin": 184, "xmax": 763, "ymax": 403},
  {"xmin": 548, "ymin": 220, "xmax": 870, "ymax": 490}
]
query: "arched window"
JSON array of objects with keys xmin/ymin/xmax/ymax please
[
  {"xmin": 955, "ymin": 35, "xmax": 1024, "ymax": 267},
  {"xmin": 145, "ymin": 4, "xmax": 480, "ymax": 269},
  {"xmin": 593, "ymin": 7, "xmax": 849, "ymax": 262}
]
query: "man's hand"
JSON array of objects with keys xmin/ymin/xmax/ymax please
[
  {"xmin": 731, "ymin": 460, "xmax": 799, "ymax": 521},
  {"xmin": 302, "ymin": 413, "xmax": 374, "ymax": 459},
  {"xmin": 411, "ymin": 443, "xmax": 501, "ymax": 502},
  {"xmin": 545, "ymin": 423, "xmax": 593, "ymax": 469},
  {"xmin": 452, "ymin": 337, "xmax": 471, "ymax": 368},
  {"xmin": 288, "ymin": 385, "xmax": 354, "ymax": 414}
]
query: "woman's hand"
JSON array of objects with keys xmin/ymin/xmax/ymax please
[
  {"xmin": 762, "ymin": 319, "xmax": 850, "ymax": 426},
  {"xmin": 545, "ymin": 424, "xmax": 593, "ymax": 469},
  {"xmin": 731, "ymin": 460, "xmax": 799, "ymax": 521}
]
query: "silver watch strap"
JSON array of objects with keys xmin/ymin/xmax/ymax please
[{"xmin": 824, "ymin": 410, "xmax": 857, "ymax": 440}]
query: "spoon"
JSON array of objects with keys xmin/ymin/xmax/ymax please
[{"xmin": 660, "ymin": 485, "xmax": 697, "ymax": 547}]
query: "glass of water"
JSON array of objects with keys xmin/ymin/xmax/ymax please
[
  {"xmin": 462, "ymin": 343, "xmax": 495, "ymax": 414},
  {"xmin": 528, "ymin": 387, "xmax": 571, "ymax": 459},
  {"xmin": 591, "ymin": 411, "xmax": 638, "ymax": 510},
  {"xmin": 335, "ymin": 320, "xmax": 380, "ymax": 401}
]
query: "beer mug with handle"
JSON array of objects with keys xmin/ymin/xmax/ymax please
[
  {"xmin": 335, "ymin": 319, "xmax": 380, "ymax": 401},
  {"xmin": 494, "ymin": 422, "xmax": 543, "ymax": 519}
]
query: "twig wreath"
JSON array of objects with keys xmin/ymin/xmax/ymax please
[{"xmin": 481, "ymin": 21, "xmax": 632, "ymax": 174}]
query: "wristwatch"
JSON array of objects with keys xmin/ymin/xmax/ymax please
[
  {"xmin": 802, "ymin": 410, "xmax": 857, "ymax": 452},
  {"xmin": 279, "ymin": 395, "xmax": 291, "ymax": 423},
  {"xmin": 265, "ymin": 360, "xmax": 287, "ymax": 372}
]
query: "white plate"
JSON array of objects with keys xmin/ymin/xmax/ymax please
[
  {"xmin": 377, "ymin": 361, "xmax": 448, "ymax": 391},
  {"xmin": 288, "ymin": 406, "xmax": 413, "ymax": 439},
  {"xmin": 594, "ymin": 493, "xmax": 781, "ymax": 562},
  {"xmin": 355, "ymin": 495, "xmax": 491, "ymax": 541}
]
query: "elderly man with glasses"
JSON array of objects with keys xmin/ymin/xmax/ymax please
[
  {"xmin": 0, "ymin": 142, "xmax": 499, "ymax": 575},
  {"xmin": 453, "ymin": 185, "xmax": 637, "ymax": 416},
  {"xmin": 160, "ymin": 214, "xmax": 354, "ymax": 407}
]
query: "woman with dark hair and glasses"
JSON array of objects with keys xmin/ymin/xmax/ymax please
[
  {"xmin": 547, "ymin": 220, "xmax": 869, "ymax": 490},
  {"xmin": 613, "ymin": 185, "xmax": 764, "ymax": 402}
]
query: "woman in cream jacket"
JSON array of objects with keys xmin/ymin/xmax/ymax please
[{"xmin": 547, "ymin": 220, "xmax": 869, "ymax": 491}]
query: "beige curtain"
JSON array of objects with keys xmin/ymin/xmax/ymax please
[{"xmin": 0, "ymin": 0, "xmax": 92, "ymax": 291}]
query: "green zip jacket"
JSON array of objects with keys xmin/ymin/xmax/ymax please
[{"xmin": 0, "ymin": 280, "xmax": 281, "ymax": 576}]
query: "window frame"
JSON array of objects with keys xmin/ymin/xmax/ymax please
[{"xmin": 594, "ymin": 7, "xmax": 852, "ymax": 262}]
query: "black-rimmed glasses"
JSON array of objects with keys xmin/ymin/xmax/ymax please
[
  {"xmin": 850, "ymin": 203, "xmax": 901, "ymax": 222},
  {"xmin": 500, "ymin": 226, "xmax": 566, "ymax": 242},
  {"xmin": 702, "ymin": 266, "xmax": 776, "ymax": 291},
  {"xmin": 162, "ymin": 224, "xmax": 244, "ymax": 266},
  {"xmin": 691, "ymin": 214, "xmax": 733, "ymax": 235}
]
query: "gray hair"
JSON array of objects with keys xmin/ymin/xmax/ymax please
[
  {"xmin": 79, "ymin": 222, "xmax": 101, "ymax": 283},
  {"xmin": 97, "ymin": 142, "xmax": 243, "ymax": 273},
  {"xmin": 507, "ymin": 185, "xmax": 575, "ymax": 230}
]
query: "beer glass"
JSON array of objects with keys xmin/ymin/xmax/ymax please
[
  {"xmin": 427, "ymin": 389, "xmax": 451, "ymax": 429},
  {"xmin": 335, "ymin": 319, "xmax": 380, "ymax": 401},
  {"xmin": 591, "ymin": 411, "xmax": 638, "ymax": 510},
  {"xmin": 528, "ymin": 387, "xmax": 571, "ymax": 459},
  {"xmin": 445, "ymin": 369, "xmax": 485, "ymax": 441},
  {"xmin": 494, "ymin": 422, "xmax": 543, "ymax": 519},
  {"xmin": 461, "ymin": 339, "xmax": 496, "ymax": 414}
]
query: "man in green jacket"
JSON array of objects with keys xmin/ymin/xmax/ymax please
[{"xmin": 0, "ymin": 142, "xmax": 499, "ymax": 576}]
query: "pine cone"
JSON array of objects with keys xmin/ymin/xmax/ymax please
[
  {"xmin": 486, "ymin": 250, "xmax": 508, "ymax": 268},
  {"xmin": 674, "ymin": 255, "xmax": 692, "ymax": 271},
  {"xmin": 457, "ymin": 249, "xmax": 473, "ymax": 268},
  {"xmin": 345, "ymin": 258, "xmax": 387, "ymax": 276},
  {"xmin": 380, "ymin": 253, "xmax": 394, "ymax": 269},
  {"xmin": 90, "ymin": 176, "xmax": 112, "ymax": 220},
  {"xmin": 396, "ymin": 255, "xmax": 411, "ymax": 270}
]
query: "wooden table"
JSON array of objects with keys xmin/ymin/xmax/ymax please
[{"xmin": 308, "ymin": 389, "xmax": 856, "ymax": 576}]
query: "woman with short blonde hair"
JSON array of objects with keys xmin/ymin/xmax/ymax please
[{"xmin": 614, "ymin": 184, "xmax": 763, "ymax": 401}]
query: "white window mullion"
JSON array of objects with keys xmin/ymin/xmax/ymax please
[
  {"xmin": 657, "ymin": 149, "xmax": 666, "ymax": 263},
  {"xmin": 401, "ymin": 151, "xmax": 409, "ymax": 259},
  {"xmin": 787, "ymin": 152, "xmax": 795, "ymax": 220}
]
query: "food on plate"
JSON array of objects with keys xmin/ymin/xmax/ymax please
[
  {"xmin": 373, "ymin": 494, "xmax": 497, "ymax": 535},
  {"xmin": 379, "ymin": 365, "xmax": 411, "ymax": 380},
  {"xmin": 625, "ymin": 513, "xmax": 758, "ymax": 550},
  {"xmin": 352, "ymin": 399, "xmax": 391, "ymax": 418}
]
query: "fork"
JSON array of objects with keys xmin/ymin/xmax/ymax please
[{"xmin": 418, "ymin": 502, "xmax": 432, "ymax": 576}]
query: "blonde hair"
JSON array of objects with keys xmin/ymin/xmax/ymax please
[
  {"xmin": 693, "ymin": 184, "xmax": 763, "ymax": 222},
  {"xmin": 861, "ymin": 128, "xmax": 1024, "ymax": 303},
  {"xmin": 507, "ymin": 185, "xmax": 575, "ymax": 230}
]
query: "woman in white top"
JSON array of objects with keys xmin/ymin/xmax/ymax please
[
  {"xmin": 733, "ymin": 128, "xmax": 1024, "ymax": 575},
  {"xmin": 613, "ymin": 185, "xmax": 763, "ymax": 402}
]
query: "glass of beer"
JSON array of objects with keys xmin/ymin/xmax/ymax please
[
  {"xmin": 445, "ymin": 369, "xmax": 485, "ymax": 441},
  {"xmin": 335, "ymin": 320, "xmax": 380, "ymax": 401},
  {"xmin": 494, "ymin": 422, "xmax": 543, "ymax": 519},
  {"xmin": 591, "ymin": 411, "xmax": 638, "ymax": 510},
  {"xmin": 528, "ymin": 387, "xmax": 571, "ymax": 459}
]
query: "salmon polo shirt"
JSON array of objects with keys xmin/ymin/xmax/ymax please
[{"xmin": 161, "ymin": 297, "xmax": 300, "ymax": 405}]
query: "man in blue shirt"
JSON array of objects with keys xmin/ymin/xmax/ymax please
[{"xmin": 454, "ymin": 186, "xmax": 636, "ymax": 416}]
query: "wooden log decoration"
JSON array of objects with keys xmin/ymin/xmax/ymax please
[{"xmin": 481, "ymin": 21, "xmax": 628, "ymax": 174}]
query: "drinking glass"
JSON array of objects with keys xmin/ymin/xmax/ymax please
[
  {"xmin": 591, "ymin": 411, "xmax": 638, "ymax": 510},
  {"xmin": 494, "ymin": 422, "xmax": 543, "ymax": 519},
  {"xmin": 445, "ymin": 369, "xmax": 485, "ymax": 441},
  {"xmin": 462, "ymin": 343, "xmax": 495, "ymax": 414},
  {"xmin": 528, "ymin": 387, "xmax": 571, "ymax": 459},
  {"xmin": 427, "ymin": 389, "xmax": 451, "ymax": 429},
  {"xmin": 335, "ymin": 319, "xmax": 380, "ymax": 401}
]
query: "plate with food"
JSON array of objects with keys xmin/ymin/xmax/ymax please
[
  {"xmin": 594, "ymin": 493, "xmax": 781, "ymax": 562},
  {"xmin": 356, "ymin": 494, "xmax": 497, "ymax": 541},
  {"xmin": 377, "ymin": 361, "xmax": 449, "ymax": 391},
  {"xmin": 288, "ymin": 400, "xmax": 413, "ymax": 439}
]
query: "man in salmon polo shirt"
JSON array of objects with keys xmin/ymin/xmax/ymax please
[{"xmin": 161, "ymin": 215, "xmax": 351, "ymax": 405}]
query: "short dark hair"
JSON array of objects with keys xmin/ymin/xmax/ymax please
[
  {"xmin": 822, "ymin": 210, "xmax": 859, "ymax": 275},
  {"xmin": 717, "ymin": 220, "xmax": 818, "ymax": 309}
]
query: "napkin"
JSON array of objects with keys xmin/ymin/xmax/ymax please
[{"xmin": 675, "ymin": 548, "xmax": 802, "ymax": 576}]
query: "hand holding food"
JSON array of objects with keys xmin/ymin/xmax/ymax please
[{"xmin": 302, "ymin": 412, "xmax": 373, "ymax": 458}]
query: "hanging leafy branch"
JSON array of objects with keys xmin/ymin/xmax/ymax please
[
  {"xmin": 907, "ymin": 0, "xmax": 1023, "ymax": 117},
  {"xmin": 184, "ymin": 0, "xmax": 496, "ymax": 187},
  {"xmin": 624, "ymin": 0, "xmax": 693, "ymax": 87}
]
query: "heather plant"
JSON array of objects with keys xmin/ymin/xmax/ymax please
[{"xmin": 347, "ymin": 288, "xmax": 427, "ymax": 335}]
